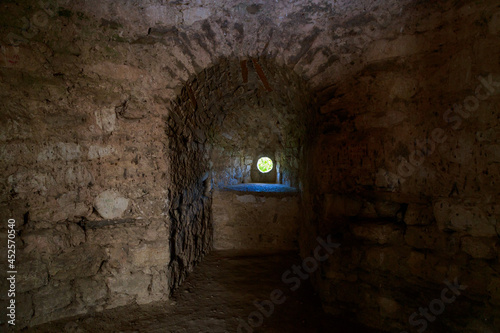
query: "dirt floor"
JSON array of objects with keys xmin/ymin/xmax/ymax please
[{"xmin": 25, "ymin": 251, "xmax": 385, "ymax": 333}]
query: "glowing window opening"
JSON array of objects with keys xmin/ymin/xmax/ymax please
[{"xmin": 257, "ymin": 157, "xmax": 273, "ymax": 173}]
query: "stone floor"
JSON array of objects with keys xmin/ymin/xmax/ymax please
[{"xmin": 26, "ymin": 251, "xmax": 385, "ymax": 333}]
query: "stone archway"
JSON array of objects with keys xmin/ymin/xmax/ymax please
[{"xmin": 164, "ymin": 57, "xmax": 314, "ymax": 287}]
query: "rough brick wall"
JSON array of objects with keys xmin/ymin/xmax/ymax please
[
  {"xmin": 213, "ymin": 189, "xmax": 300, "ymax": 251},
  {"xmin": 1, "ymin": 0, "xmax": 499, "ymax": 331},
  {"xmin": 300, "ymin": 1, "xmax": 500, "ymax": 332}
]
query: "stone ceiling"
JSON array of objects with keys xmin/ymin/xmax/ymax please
[{"xmin": 63, "ymin": 0, "xmax": 417, "ymax": 99}]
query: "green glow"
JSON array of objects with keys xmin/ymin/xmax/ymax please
[{"xmin": 257, "ymin": 157, "xmax": 273, "ymax": 173}]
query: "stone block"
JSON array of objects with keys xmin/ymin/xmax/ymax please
[
  {"xmin": 106, "ymin": 270, "xmax": 150, "ymax": 300},
  {"xmin": 22, "ymin": 228, "xmax": 70, "ymax": 255},
  {"xmin": 37, "ymin": 143, "xmax": 82, "ymax": 162},
  {"xmin": 407, "ymin": 251, "xmax": 426, "ymax": 277},
  {"xmin": 364, "ymin": 246, "xmax": 405, "ymax": 273},
  {"xmin": 434, "ymin": 200, "xmax": 497, "ymax": 237},
  {"xmin": 75, "ymin": 278, "xmax": 108, "ymax": 306},
  {"xmin": 54, "ymin": 191, "xmax": 92, "ymax": 221},
  {"xmin": 406, "ymin": 251, "xmax": 449, "ymax": 283},
  {"xmin": 359, "ymin": 201, "xmax": 378, "ymax": 218},
  {"xmin": 404, "ymin": 204, "xmax": 433, "ymax": 225},
  {"xmin": 105, "ymin": 245, "xmax": 129, "ymax": 270},
  {"xmin": 144, "ymin": 218, "xmax": 169, "ymax": 241},
  {"xmin": 378, "ymin": 297, "xmax": 400, "ymax": 317},
  {"xmin": 129, "ymin": 241, "xmax": 170, "ymax": 268},
  {"xmin": 95, "ymin": 107, "xmax": 116, "ymax": 133},
  {"xmin": 150, "ymin": 268, "xmax": 169, "ymax": 302},
  {"xmin": 49, "ymin": 245, "xmax": 106, "ymax": 280},
  {"xmin": 29, "ymin": 194, "xmax": 91, "ymax": 223},
  {"xmin": 67, "ymin": 223, "xmax": 86, "ymax": 247},
  {"xmin": 65, "ymin": 165, "xmax": 93, "ymax": 187},
  {"xmin": 7, "ymin": 171, "xmax": 55, "ymax": 197},
  {"xmin": 88, "ymin": 145, "xmax": 116, "ymax": 159},
  {"xmin": 389, "ymin": 76, "xmax": 419, "ymax": 100},
  {"xmin": 350, "ymin": 221, "xmax": 403, "ymax": 245},
  {"xmin": 375, "ymin": 168, "xmax": 403, "ymax": 190},
  {"xmin": 460, "ymin": 236, "xmax": 498, "ymax": 259},
  {"xmin": 94, "ymin": 190, "xmax": 130, "ymax": 219},
  {"xmin": 17, "ymin": 260, "xmax": 48, "ymax": 293},
  {"xmin": 33, "ymin": 281, "xmax": 72, "ymax": 315},
  {"xmin": 404, "ymin": 226, "xmax": 459, "ymax": 253}
]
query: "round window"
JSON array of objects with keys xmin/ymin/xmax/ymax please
[{"xmin": 257, "ymin": 157, "xmax": 273, "ymax": 173}]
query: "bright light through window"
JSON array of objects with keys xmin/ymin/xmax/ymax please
[{"xmin": 257, "ymin": 157, "xmax": 273, "ymax": 173}]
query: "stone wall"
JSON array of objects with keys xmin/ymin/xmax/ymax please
[
  {"xmin": 213, "ymin": 189, "xmax": 299, "ymax": 251},
  {"xmin": 0, "ymin": 39, "xmax": 174, "ymax": 328},
  {"xmin": 0, "ymin": 85, "xmax": 173, "ymax": 328},
  {"xmin": 1, "ymin": 1, "xmax": 181, "ymax": 328},
  {"xmin": 1, "ymin": 0, "xmax": 317, "ymax": 324},
  {"xmin": 300, "ymin": 1, "xmax": 500, "ymax": 332},
  {"xmin": 1, "ymin": 0, "xmax": 499, "ymax": 331}
]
